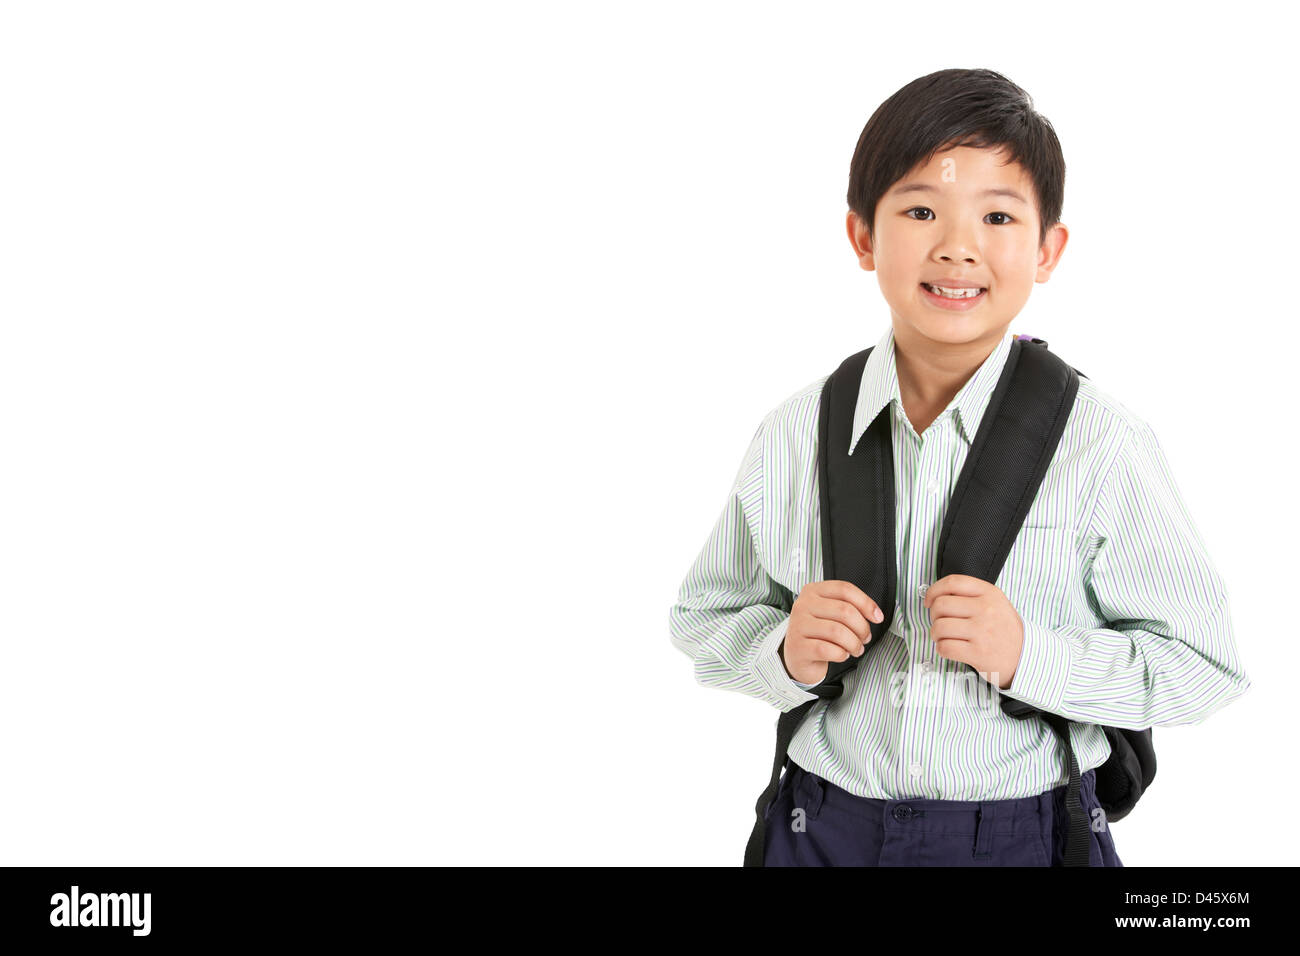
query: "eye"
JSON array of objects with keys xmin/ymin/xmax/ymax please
[{"xmin": 904, "ymin": 207, "xmax": 1016, "ymax": 225}]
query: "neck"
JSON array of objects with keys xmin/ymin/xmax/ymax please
[{"xmin": 893, "ymin": 326, "xmax": 1005, "ymax": 409}]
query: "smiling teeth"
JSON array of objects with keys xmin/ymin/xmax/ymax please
[{"xmin": 925, "ymin": 284, "xmax": 983, "ymax": 298}]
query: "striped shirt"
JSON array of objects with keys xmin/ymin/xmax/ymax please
[{"xmin": 669, "ymin": 323, "xmax": 1252, "ymax": 801}]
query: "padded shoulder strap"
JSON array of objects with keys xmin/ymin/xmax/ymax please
[
  {"xmin": 936, "ymin": 337, "xmax": 1079, "ymax": 582},
  {"xmin": 815, "ymin": 346, "xmax": 895, "ymax": 695}
]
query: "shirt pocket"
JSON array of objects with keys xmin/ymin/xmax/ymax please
[{"xmin": 995, "ymin": 525, "xmax": 1081, "ymax": 626}]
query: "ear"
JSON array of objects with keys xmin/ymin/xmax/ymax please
[
  {"xmin": 1034, "ymin": 222, "xmax": 1069, "ymax": 283},
  {"xmin": 846, "ymin": 210, "xmax": 876, "ymax": 273}
]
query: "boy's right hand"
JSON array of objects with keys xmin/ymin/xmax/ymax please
[{"xmin": 779, "ymin": 580, "xmax": 884, "ymax": 685}]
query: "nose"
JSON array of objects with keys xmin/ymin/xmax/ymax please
[{"xmin": 935, "ymin": 222, "xmax": 980, "ymax": 264}]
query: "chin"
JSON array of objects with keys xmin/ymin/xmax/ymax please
[{"xmin": 899, "ymin": 314, "xmax": 1005, "ymax": 345}]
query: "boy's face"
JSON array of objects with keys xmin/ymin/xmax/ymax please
[{"xmin": 847, "ymin": 144, "xmax": 1067, "ymax": 359}]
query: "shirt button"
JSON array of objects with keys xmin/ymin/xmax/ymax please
[
  {"xmin": 920, "ymin": 661, "xmax": 932, "ymax": 673},
  {"xmin": 909, "ymin": 761, "xmax": 923, "ymax": 777},
  {"xmin": 927, "ymin": 479, "xmax": 940, "ymax": 495},
  {"xmin": 918, "ymin": 583, "xmax": 928, "ymax": 599}
]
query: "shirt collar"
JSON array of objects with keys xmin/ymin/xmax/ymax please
[{"xmin": 847, "ymin": 325, "xmax": 1016, "ymax": 456}]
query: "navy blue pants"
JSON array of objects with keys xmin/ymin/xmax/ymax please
[{"xmin": 763, "ymin": 758, "xmax": 1123, "ymax": 866}]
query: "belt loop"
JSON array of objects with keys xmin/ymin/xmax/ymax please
[
  {"xmin": 796, "ymin": 770, "xmax": 826, "ymax": 820},
  {"xmin": 973, "ymin": 803, "xmax": 996, "ymax": 860}
]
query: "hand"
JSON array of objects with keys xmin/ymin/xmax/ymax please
[
  {"xmin": 923, "ymin": 574, "xmax": 1024, "ymax": 690},
  {"xmin": 780, "ymin": 580, "xmax": 885, "ymax": 685}
]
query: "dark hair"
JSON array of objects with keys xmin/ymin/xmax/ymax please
[{"xmin": 847, "ymin": 68, "xmax": 1065, "ymax": 248}]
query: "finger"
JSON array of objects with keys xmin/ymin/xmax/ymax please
[
  {"xmin": 801, "ymin": 619, "xmax": 869, "ymax": 657},
  {"xmin": 804, "ymin": 637, "xmax": 857, "ymax": 664},
  {"xmin": 809, "ymin": 595, "xmax": 871, "ymax": 642},
  {"xmin": 924, "ymin": 574, "xmax": 984, "ymax": 607},
  {"xmin": 819, "ymin": 580, "xmax": 884, "ymax": 625},
  {"xmin": 927, "ymin": 594, "xmax": 977, "ymax": 619},
  {"xmin": 929, "ymin": 620, "xmax": 972, "ymax": 657},
  {"xmin": 934, "ymin": 638, "xmax": 974, "ymax": 665}
]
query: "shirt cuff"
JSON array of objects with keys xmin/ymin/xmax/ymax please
[
  {"xmin": 1003, "ymin": 616, "xmax": 1072, "ymax": 713},
  {"xmin": 756, "ymin": 617, "xmax": 822, "ymax": 708}
]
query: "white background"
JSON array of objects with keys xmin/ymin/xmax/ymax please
[{"xmin": 0, "ymin": 1, "xmax": 1293, "ymax": 866}]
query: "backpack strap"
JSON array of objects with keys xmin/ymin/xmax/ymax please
[
  {"xmin": 744, "ymin": 336, "xmax": 1097, "ymax": 866},
  {"xmin": 742, "ymin": 346, "xmax": 889, "ymax": 868},
  {"xmin": 939, "ymin": 337, "xmax": 1092, "ymax": 866},
  {"xmin": 978, "ymin": 345, "xmax": 1157, "ymax": 840},
  {"xmin": 936, "ymin": 337, "xmax": 1076, "ymax": 584}
]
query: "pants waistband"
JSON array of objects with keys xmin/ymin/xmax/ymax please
[{"xmin": 786, "ymin": 760, "xmax": 1101, "ymax": 835}]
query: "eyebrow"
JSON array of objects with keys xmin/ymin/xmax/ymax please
[{"xmin": 890, "ymin": 184, "xmax": 1029, "ymax": 204}]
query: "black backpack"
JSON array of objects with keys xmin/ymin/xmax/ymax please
[{"xmin": 744, "ymin": 336, "xmax": 1157, "ymax": 867}]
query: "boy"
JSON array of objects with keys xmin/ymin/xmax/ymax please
[{"xmin": 668, "ymin": 68, "xmax": 1252, "ymax": 867}]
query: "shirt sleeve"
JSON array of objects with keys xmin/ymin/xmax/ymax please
[
  {"xmin": 1003, "ymin": 418, "xmax": 1252, "ymax": 728},
  {"xmin": 669, "ymin": 418, "xmax": 821, "ymax": 711}
]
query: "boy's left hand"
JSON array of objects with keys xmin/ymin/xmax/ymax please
[{"xmin": 923, "ymin": 574, "xmax": 1023, "ymax": 690}]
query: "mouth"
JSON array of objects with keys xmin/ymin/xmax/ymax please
[{"xmin": 920, "ymin": 282, "xmax": 987, "ymax": 309}]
